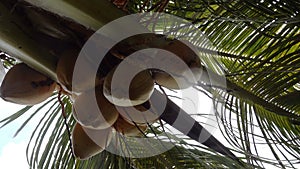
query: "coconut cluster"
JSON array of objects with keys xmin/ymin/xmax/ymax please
[
  {"xmin": 0, "ymin": 37, "xmax": 202, "ymax": 160},
  {"xmin": 54, "ymin": 48, "xmax": 158, "ymax": 159},
  {"xmin": 58, "ymin": 39, "xmax": 201, "ymax": 160}
]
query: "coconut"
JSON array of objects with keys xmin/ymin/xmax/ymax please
[
  {"xmin": 113, "ymin": 116, "xmax": 147, "ymax": 137},
  {"xmin": 72, "ymin": 123, "xmax": 112, "ymax": 160},
  {"xmin": 117, "ymin": 101, "xmax": 159, "ymax": 125},
  {"xmin": 103, "ymin": 67, "xmax": 154, "ymax": 107},
  {"xmin": 152, "ymin": 40, "xmax": 202, "ymax": 89},
  {"xmin": 56, "ymin": 49, "xmax": 101, "ymax": 93},
  {"xmin": 98, "ymin": 52, "xmax": 122, "ymax": 77},
  {"xmin": 73, "ymin": 86, "xmax": 119, "ymax": 129},
  {"xmin": 0, "ymin": 63, "xmax": 56, "ymax": 105}
]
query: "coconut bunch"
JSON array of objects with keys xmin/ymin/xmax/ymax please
[
  {"xmin": 55, "ymin": 49, "xmax": 158, "ymax": 159},
  {"xmin": 0, "ymin": 63, "xmax": 57, "ymax": 105},
  {"xmin": 55, "ymin": 36, "xmax": 202, "ymax": 160},
  {"xmin": 69, "ymin": 69, "xmax": 157, "ymax": 159}
]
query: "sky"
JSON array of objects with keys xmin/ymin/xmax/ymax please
[{"xmin": 0, "ymin": 99, "xmax": 30, "ymax": 169}]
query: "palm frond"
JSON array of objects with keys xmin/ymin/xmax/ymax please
[{"xmin": 125, "ymin": 0, "xmax": 300, "ymax": 168}]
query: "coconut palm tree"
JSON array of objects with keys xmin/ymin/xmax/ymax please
[{"xmin": 0, "ymin": 0, "xmax": 299, "ymax": 168}]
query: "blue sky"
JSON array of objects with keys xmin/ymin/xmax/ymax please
[
  {"xmin": 0, "ymin": 99, "xmax": 30, "ymax": 168},
  {"xmin": 0, "ymin": 92, "xmax": 55, "ymax": 169}
]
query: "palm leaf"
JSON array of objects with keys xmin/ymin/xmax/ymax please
[{"xmin": 128, "ymin": 0, "xmax": 300, "ymax": 168}]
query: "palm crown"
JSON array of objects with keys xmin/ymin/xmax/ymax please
[{"xmin": 0, "ymin": 0, "xmax": 299, "ymax": 168}]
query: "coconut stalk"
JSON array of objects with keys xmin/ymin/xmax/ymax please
[
  {"xmin": 0, "ymin": 2, "xmax": 57, "ymax": 80},
  {"xmin": 24, "ymin": 0, "xmax": 126, "ymax": 31}
]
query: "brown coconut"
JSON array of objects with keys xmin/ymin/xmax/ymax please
[
  {"xmin": 72, "ymin": 123, "xmax": 112, "ymax": 160},
  {"xmin": 56, "ymin": 49, "xmax": 102, "ymax": 93},
  {"xmin": 73, "ymin": 86, "xmax": 119, "ymax": 129},
  {"xmin": 113, "ymin": 116, "xmax": 147, "ymax": 137},
  {"xmin": 153, "ymin": 40, "xmax": 202, "ymax": 89},
  {"xmin": 117, "ymin": 101, "xmax": 159, "ymax": 125},
  {"xmin": 0, "ymin": 63, "xmax": 56, "ymax": 105},
  {"xmin": 103, "ymin": 67, "xmax": 154, "ymax": 107}
]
